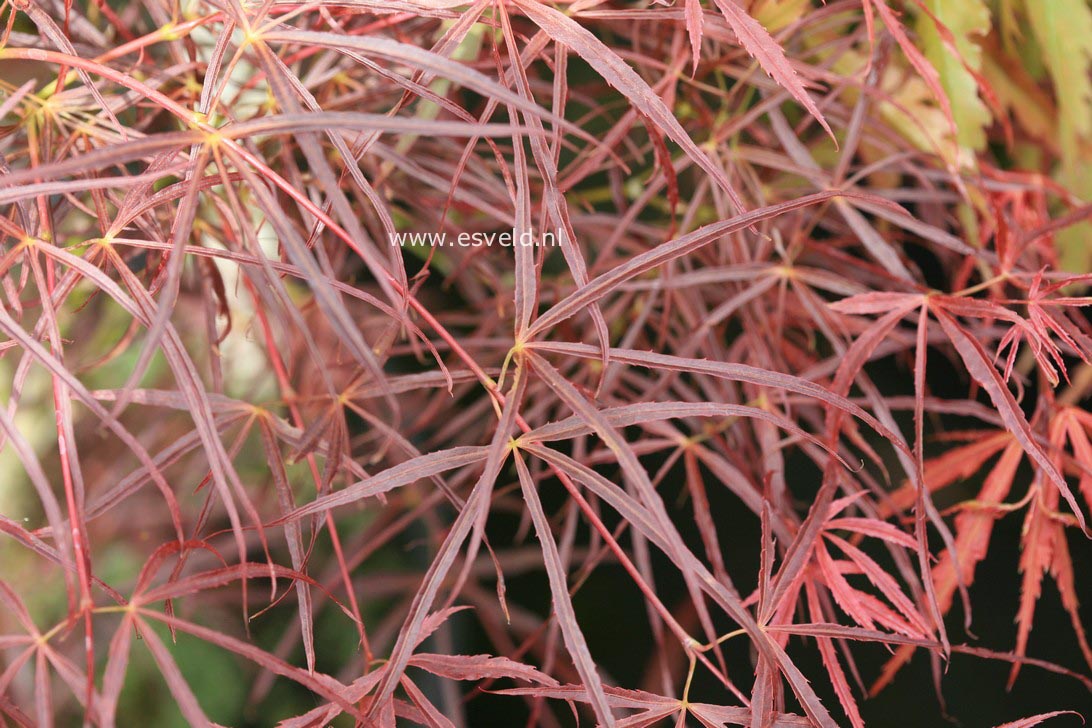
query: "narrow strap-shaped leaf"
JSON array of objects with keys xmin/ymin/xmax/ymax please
[
  {"xmin": 515, "ymin": 450, "xmax": 616, "ymax": 726},
  {"xmin": 365, "ymin": 366, "xmax": 527, "ymax": 720}
]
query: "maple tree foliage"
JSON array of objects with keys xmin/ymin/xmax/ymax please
[{"xmin": 0, "ymin": 0, "xmax": 1091, "ymax": 726}]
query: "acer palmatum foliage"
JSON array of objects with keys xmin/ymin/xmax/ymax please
[{"xmin": 0, "ymin": 0, "xmax": 1090, "ymax": 725}]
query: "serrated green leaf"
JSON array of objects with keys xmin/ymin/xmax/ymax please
[
  {"xmin": 1025, "ymin": 0, "xmax": 1092, "ymax": 145},
  {"xmin": 918, "ymin": 0, "xmax": 992, "ymax": 154},
  {"xmin": 1023, "ymin": 0, "xmax": 1092, "ymax": 271}
]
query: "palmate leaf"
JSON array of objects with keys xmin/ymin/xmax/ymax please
[
  {"xmin": 874, "ymin": 418, "xmax": 1092, "ymax": 694},
  {"xmin": 832, "ymin": 292, "xmax": 1088, "ymax": 531},
  {"xmin": 492, "ymin": 3, "xmax": 611, "ymax": 367},
  {"xmin": 932, "ymin": 308, "xmax": 1087, "ymax": 533},
  {"xmin": 830, "ymin": 287, "xmax": 1092, "ymax": 699}
]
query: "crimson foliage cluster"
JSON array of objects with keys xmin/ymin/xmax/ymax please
[{"xmin": 0, "ymin": 0, "xmax": 1090, "ymax": 725}]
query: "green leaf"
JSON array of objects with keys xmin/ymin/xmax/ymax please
[
  {"xmin": 1023, "ymin": 0, "xmax": 1092, "ymax": 271},
  {"xmin": 1025, "ymin": 0, "xmax": 1092, "ymax": 145},
  {"xmin": 917, "ymin": 0, "xmax": 992, "ymax": 154}
]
